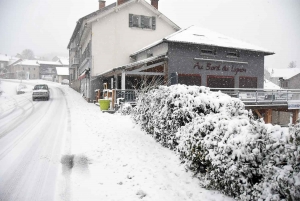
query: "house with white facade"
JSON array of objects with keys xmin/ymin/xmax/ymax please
[
  {"xmin": 8, "ymin": 59, "xmax": 40, "ymax": 79},
  {"xmin": 68, "ymin": 0, "xmax": 180, "ymax": 101}
]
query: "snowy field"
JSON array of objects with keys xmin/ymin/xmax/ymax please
[{"xmin": 0, "ymin": 79, "xmax": 233, "ymax": 201}]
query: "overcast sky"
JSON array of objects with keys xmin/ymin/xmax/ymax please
[{"xmin": 0, "ymin": 0, "xmax": 299, "ymax": 68}]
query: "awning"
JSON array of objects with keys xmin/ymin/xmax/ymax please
[
  {"xmin": 78, "ymin": 69, "xmax": 88, "ymax": 80},
  {"xmin": 96, "ymin": 54, "xmax": 167, "ymax": 78}
]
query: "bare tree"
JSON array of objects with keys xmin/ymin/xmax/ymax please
[
  {"xmin": 288, "ymin": 61, "xmax": 297, "ymax": 68},
  {"xmin": 21, "ymin": 49, "xmax": 35, "ymax": 60}
]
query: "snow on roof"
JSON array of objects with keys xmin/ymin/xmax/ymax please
[
  {"xmin": 132, "ymin": 25, "xmax": 274, "ymax": 56},
  {"xmin": 14, "ymin": 59, "xmax": 39, "ymax": 66},
  {"xmin": 37, "ymin": 60, "xmax": 61, "ymax": 65},
  {"xmin": 59, "ymin": 58, "xmax": 69, "ymax": 66},
  {"xmin": 0, "ymin": 54, "xmax": 10, "ymax": 62},
  {"xmin": 8, "ymin": 57, "xmax": 21, "ymax": 66},
  {"xmin": 264, "ymin": 79, "xmax": 281, "ymax": 89},
  {"xmin": 268, "ymin": 68, "xmax": 300, "ymax": 79},
  {"xmin": 56, "ymin": 67, "xmax": 69, "ymax": 75}
]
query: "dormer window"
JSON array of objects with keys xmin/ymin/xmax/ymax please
[
  {"xmin": 226, "ymin": 51, "xmax": 240, "ymax": 58},
  {"xmin": 200, "ymin": 49, "xmax": 216, "ymax": 56},
  {"xmin": 129, "ymin": 14, "xmax": 156, "ymax": 30}
]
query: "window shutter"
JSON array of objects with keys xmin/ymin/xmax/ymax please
[
  {"xmin": 141, "ymin": 15, "xmax": 145, "ymax": 28},
  {"xmin": 152, "ymin": 16, "xmax": 156, "ymax": 30},
  {"xmin": 129, "ymin": 14, "xmax": 133, "ymax": 27}
]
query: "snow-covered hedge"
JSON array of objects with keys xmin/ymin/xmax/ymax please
[{"xmin": 132, "ymin": 84, "xmax": 300, "ymax": 200}]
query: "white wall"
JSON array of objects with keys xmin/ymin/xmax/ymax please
[{"xmin": 91, "ymin": 2, "xmax": 177, "ymax": 76}]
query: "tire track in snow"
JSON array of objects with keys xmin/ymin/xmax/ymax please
[
  {"xmin": 0, "ymin": 97, "xmax": 51, "ymax": 160},
  {"xmin": 0, "ymin": 95, "xmax": 36, "ymax": 139},
  {"xmin": 0, "ymin": 86, "xmax": 67, "ymax": 201}
]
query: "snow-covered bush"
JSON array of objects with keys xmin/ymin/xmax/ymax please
[
  {"xmin": 133, "ymin": 85, "xmax": 244, "ymax": 149},
  {"xmin": 120, "ymin": 103, "xmax": 133, "ymax": 115},
  {"xmin": 251, "ymin": 120, "xmax": 300, "ymax": 200},
  {"xmin": 132, "ymin": 84, "xmax": 300, "ymax": 200}
]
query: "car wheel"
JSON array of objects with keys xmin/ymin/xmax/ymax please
[{"xmin": 32, "ymin": 98, "xmax": 35, "ymax": 101}]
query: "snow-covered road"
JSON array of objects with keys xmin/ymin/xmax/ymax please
[
  {"xmin": 0, "ymin": 80, "xmax": 70, "ymax": 201},
  {"xmin": 0, "ymin": 79, "xmax": 233, "ymax": 201}
]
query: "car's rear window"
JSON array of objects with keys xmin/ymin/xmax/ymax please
[{"xmin": 34, "ymin": 85, "xmax": 48, "ymax": 90}]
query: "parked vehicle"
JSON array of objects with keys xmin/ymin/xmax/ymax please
[
  {"xmin": 32, "ymin": 84, "xmax": 50, "ymax": 101},
  {"xmin": 16, "ymin": 84, "xmax": 27, "ymax": 95},
  {"xmin": 61, "ymin": 79, "xmax": 69, "ymax": 85}
]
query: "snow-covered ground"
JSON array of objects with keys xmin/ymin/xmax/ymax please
[{"xmin": 0, "ymin": 79, "xmax": 234, "ymax": 201}]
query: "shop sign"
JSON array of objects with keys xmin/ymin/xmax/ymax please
[
  {"xmin": 194, "ymin": 62, "xmax": 247, "ymax": 75},
  {"xmin": 288, "ymin": 101, "xmax": 300, "ymax": 109}
]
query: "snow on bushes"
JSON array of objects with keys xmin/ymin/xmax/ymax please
[
  {"xmin": 132, "ymin": 84, "xmax": 300, "ymax": 200},
  {"xmin": 118, "ymin": 103, "xmax": 133, "ymax": 115}
]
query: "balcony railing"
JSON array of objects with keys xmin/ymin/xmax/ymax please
[
  {"xmin": 97, "ymin": 88, "xmax": 300, "ymax": 111},
  {"xmin": 210, "ymin": 88, "xmax": 300, "ymax": 106}
]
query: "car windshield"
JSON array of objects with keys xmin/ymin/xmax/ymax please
[{"xmin": 34, "ymin": 85, "xmax": 47, "ymax": 90}]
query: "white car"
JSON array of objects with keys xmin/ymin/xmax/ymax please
[{"xmin": 32, "ymin": 84, "xmax": 50, "ymax": 101}]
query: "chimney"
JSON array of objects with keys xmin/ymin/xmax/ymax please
[
  {"xmin": 117, "ymin": 0, "xmax": 126, "ymax": 6},
  {"xmin": 99, "ymin": 0, "xmax": 106, "ymax": 9},
  {"xmin": 151, "ymin": 0, "xmax": 159, "ymax": 9}
]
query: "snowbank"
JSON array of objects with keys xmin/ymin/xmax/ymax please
[{"xmin": 132, "ymin": 84, "xmax": 300, "ymax": 200}]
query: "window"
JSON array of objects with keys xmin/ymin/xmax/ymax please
[
  {"xmin": 207, "ymin": 75, "xmax": 234, "ymax": 88},
  {"xmin": 129, "ymin": 14, "xmax": 156, "ymax": 30},
  {"xmin": 143, "ymin": 16, "xmax": 152, "ymax": 29},
  {"xmin": 239, "ymin": 77, "xmax": 257, "ymax": 88},
  {"xmin": 178, "ymin": 74, "xmax": 201, "ymax": 86},
  {"xmin": 227, "ymin": 51, "xmax": 240, "ymax": 58},
  {"xmin": 200, "ymin": 49, "xmax": 216, "ymax": 56}
]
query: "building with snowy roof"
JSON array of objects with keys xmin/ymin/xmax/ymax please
[
  {"xmin": 266, "ymin": 68, "xmax": 300, "ymax": 89},
  {"xmin": 56, "ymin": 67, "xmax": 69, "ymax": 83},
  {"xmin": 120, "ymin": 25, "xmax": 274, "ymax": 89},
  {"xmin": 7, "ymin": 59, "xmax": 40, "ymax": 79},
  {"xmin": 68, "ymin": 0, "xmax": 274, "ymax": 102},
  {"xmin": 52, "ymin": 56, "xmax": 69, "ymax": 67},
  {"xmin": 37, "ymin": 60, "xmax": 63, "ymax": 80},
  {"xmin": 68, "ymin": 0, "xmax": 180, "ymax": 100}
]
